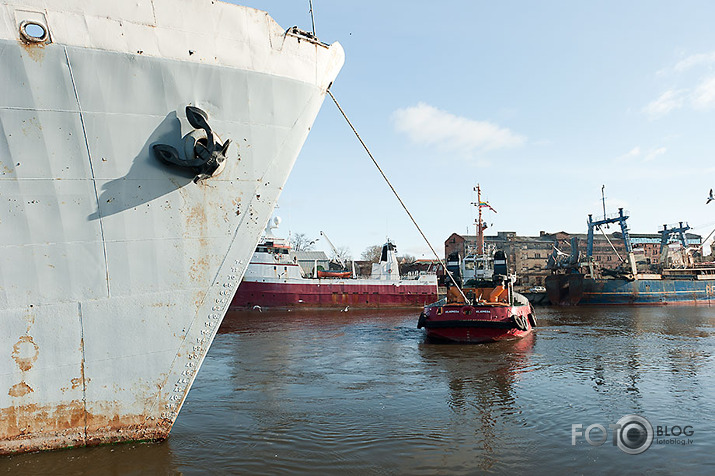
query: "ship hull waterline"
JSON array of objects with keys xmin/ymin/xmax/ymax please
[
  {"xmin": 0, "ymin": 0, "xmax": 344, "ymax": 455},
  {"xmin": 418, "ymin": 304, "xmax": 535, "ymax": 344},
  {"xmin": 545, "ymin": 274, "xmax": 715, "ymax": 306},
  {"xmin": 232, "ymin": 280, "xmax": 439, "ymax": 310}
]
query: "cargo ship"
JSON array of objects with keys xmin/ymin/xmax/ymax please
[
  {"xmin": 231, "ymin": 219, "xmax": 438, "ymax": 309},
  {"xmin": 0, "ymin": 0, "xmax": 343, "ymax": 454},
  {"xmin": 545, "ymin": 208, "xmax": 715, "ymax": 305}
]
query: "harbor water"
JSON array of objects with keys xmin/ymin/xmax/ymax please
[{"xmin": 2, "ymin": 306, "xmax": 714, "ymax": 474}]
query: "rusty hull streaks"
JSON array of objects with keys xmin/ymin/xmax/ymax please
[
  {"xmin": 0, "ymin": 401, "xmax": 172, "ymax": 455},
  {"xmin": 18, "ymin": 38, "xmax": 47, "ymax": 62},
  {"xmin": 11, "ymin": 335, "xmax": 39, "ymax": 372},
  {"xmin": 8, "ymin": 382, "xmax": 34, "ymax": 398},
  {"xmin": 189, "ymin": 256, "xmax": 210, "ymax": 283},
  {"xmin": 83, "ymin": 410, "xmax": 172, "ymax": 448},
  {"xmin": 185, "ymin": 205, "xmax": 207, "ymax": 234}
]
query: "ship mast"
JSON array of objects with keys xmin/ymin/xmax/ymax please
[
  {"xmin": 472, "ymin": 184, "xmax": 485, "ymax": 257},
  {"xmin": 477, "ymin": 185, "xmax": 484, "ymax": 256},
  {"xmin": 601, "ymin": 185, "xmax": 607, "ymax": 221}
]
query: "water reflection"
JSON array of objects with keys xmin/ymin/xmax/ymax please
[
  {"xmin": 418, "ymin": 334, "xmax": 535, "ymax": 471},
  {"xmin": 0, "ymin": 439, "xmax": 177, "ymax": 476},
  {"xmin": 1, "ymin": 306, "xmax": 713, "ymax": 474}
]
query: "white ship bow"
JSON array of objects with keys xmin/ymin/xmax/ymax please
[{"xmin": 0, "ymin": 0, "xmax": 343, "ymax": 453}]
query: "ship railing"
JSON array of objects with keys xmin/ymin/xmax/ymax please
[
  {"xmin": 285, "ymin": 26, "xmax": 330, "ymax": 48},
  {"xmin": 663, "ymin": 222, "xmax": 689, "ymax": 230},
  {"xmin": 404, "ymin": 271, "xmax": 437, "ymax": 280},
  {"xmin": 589, "ymin": 210, "xmax": 630, "ymax": 222}
]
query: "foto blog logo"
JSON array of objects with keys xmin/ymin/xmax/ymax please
[{"xmin": 571, "ymin": 415, "xmax": 654, "ymax": 455}]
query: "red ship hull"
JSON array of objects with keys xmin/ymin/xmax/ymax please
[
  {"xmin": 418, "ymin": 302, "xmax": 535, "ymax": 343},
  {"xmin": 232, "ymin": 280, "xmax": 438, "ymax": 310}
]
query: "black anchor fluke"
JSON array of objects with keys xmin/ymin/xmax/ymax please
[{"xmin": 153, "ymin": 105, "xmax": 231, "ymax": 183}]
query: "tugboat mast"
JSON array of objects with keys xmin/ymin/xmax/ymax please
[
  {"xmin": 473, "ymin": 184, "xmax": 485, "ymax": 257},
  {"xmin": 478, "ymin": 185, "xmax": 484, "ymax": 256}
]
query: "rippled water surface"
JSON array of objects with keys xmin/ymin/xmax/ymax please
[{"xmin": 2, "ymin": 306, "xmax": 715, "ymax": 474}]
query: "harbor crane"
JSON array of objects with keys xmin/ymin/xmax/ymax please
[{"xmin": 320, "ymin": 231, "xmax": 346, "ymax": 269}]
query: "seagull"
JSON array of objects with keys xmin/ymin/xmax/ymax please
[{"xmin": 708, "ymin": 189, "xmax": 715, "ymax": 205}]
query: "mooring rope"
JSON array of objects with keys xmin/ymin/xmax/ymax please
[{"xmin": 327, "ymin": 89, "xmax": 469, "ymax": 303}]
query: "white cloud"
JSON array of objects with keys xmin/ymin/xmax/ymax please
[
  {"xmin": 672, "ymin": 52, "xmax": 715, "ymax": 73},
  {"xmin": 615, "ymin": 146, "xmax": 666, "ymax": 163},
  {"xmin": 392, "ymin": 103, "xmax": 525, "ymax": 157},
  {"xmin": 691, "ymin": 75, "xmax": 715, "ymax": 109},
  {"xmin": 619, "ymin": 146, "xmax": 641, "ymax": 160},
  {"xmin": 647, "ymin": 52, "xmax": 715, "ymax": 118},
  {"xmin": 643, "ymin": 89, "xmax": 685, "ymax": 119},
  {"xmin": 644, "ymin": 147, "xmax": 666, "ymax": 162}
]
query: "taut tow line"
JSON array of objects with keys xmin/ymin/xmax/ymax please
[{"xmin": 327, "ymin": 89, "xmax": 468, "ymax": 303}]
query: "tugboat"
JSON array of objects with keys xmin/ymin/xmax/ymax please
[{"xmin": 418, "ymin": 185, "xmax": 535, "ymax": 343}]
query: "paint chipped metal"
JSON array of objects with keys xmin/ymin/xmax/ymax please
[{"xmin": 0, "ymin": 0, "xmax": 343, "ymax": 455}]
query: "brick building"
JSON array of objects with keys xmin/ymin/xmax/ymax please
[{"xmin": 445, "ymin": 232, "xmax": 555, "ymax": 288}]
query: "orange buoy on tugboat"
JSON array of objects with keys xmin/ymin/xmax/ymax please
[{"xmin": 418, "ymin": 185, "xmax": 535, "ymax": 343}]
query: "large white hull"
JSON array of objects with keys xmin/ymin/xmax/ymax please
[{"xmin": 0, "ymin": 0, "xmax": 343, "ymax": 453}]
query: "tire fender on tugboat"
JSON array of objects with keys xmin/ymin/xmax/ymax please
[
  {"xmin": 528, "ymin": 313, "xmax": 537, "ymax": 327},
  {"xmin": 513, "ymin": 314, "xmax": 529, "ymax": 331}
]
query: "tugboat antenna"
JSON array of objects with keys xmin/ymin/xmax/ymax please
[{"xmin": 476, "ymin": 184, "xmax": 484, "ymax": 256}]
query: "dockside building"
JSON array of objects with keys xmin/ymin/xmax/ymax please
[{"xmin": 445, "ymin": 230, "xmax": 702, "ymax": 289}]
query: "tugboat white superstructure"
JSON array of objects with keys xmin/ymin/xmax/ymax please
[{"xmin": 0, "ymin": 0, "xmax": 343, "ymax": 454}]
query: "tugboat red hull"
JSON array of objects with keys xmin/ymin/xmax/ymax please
[{"xmin": 418, "ymin": 303, "xmax": 535, "ymax": 343}]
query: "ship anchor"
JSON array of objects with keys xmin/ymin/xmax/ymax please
[{"xmin": 153, "ymin": 106, "xmax": 231, "ymax": 183}]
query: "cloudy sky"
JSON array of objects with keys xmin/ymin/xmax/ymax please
[{"xmin": 237, "ymin": 0, "xmax": 715, "ymax": 260}]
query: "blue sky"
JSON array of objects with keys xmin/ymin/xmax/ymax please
[{"xmin": 236, "ymin": 1, "xmax": 715, "ymax": 260}]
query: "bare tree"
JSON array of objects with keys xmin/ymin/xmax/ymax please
[
  {"xmin": 292, "ymin": 233, "xmax": 317, "ymax": 251},
  {"xmin": 361, "ymin": 244, "xmax": 383, "ymax": 263},
  {"xmin": 330, "ymin": 246, "xmax": 352, "ymax": 265},
  {"xmin": 398, "ymin": 254, "xmax": 415, "ymax": 264}
]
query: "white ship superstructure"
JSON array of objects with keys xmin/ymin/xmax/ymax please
[
  {"xmin": 0, "ymin": 0, "xmax": 343, "ymax": 453},
  {"xmin": 232, "ymin": 220, "xmax": 439, "ymax": 310}
]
